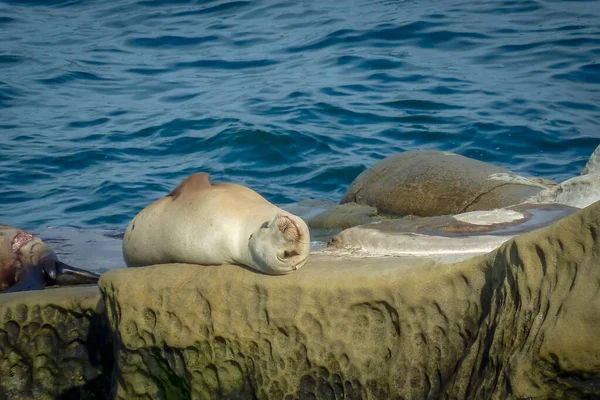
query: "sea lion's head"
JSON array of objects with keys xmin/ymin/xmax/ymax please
[
  {"xmin": 0, "ymin": 226, "xmax": 100, "ymax": 293},
  {"xmin": 16, "ymin": 233, "xmax": 59, "ymax": 279},
  {"xmin": 0, "ymin": 227, "xmax": 58, "ymax": 292},
  {"xmin": 248, "ymin": 213, "xmax": 310, "ymax": 275}
]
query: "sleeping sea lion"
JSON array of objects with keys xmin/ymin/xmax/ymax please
[
  {"xmin": 0, "ymin": 224, "xmax": 100, "ymax": 293},
  {"xmin": 122, "ymin": 172, "xmax": 311, "ymax": 275}
]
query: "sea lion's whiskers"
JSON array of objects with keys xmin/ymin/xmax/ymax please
[
  {"xmin": 276, "ymin": 214, "xmax": 304, "ymax": 243},
  {"xmin": 275, "ymin": 213, "xmax": 311, "ymax": 245}
]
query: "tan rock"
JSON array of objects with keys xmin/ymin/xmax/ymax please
[
  {"xmin": 100, "ymin": 201, "xmax": 600, "ymax": 399},
  {"xmin": 459, "ymin": 200, "xmax": 600, "ymax": 399},
  {"xmin": 341, "ymin": 150, "xmax": 552, "ymax": 217},
  {"xmin": 0, "ymin": 285, "xmax": 111, "ymax": 400}
]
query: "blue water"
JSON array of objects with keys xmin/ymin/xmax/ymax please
[{"xmin": 1, "ymin": 0, "xmax": 600, "ymax": 232}]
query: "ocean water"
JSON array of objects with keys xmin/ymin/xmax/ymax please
[{"xmin": 1, "ymin": 0, "xmax": 600, "ymax": 237}]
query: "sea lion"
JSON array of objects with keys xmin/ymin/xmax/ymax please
[
  {"xmin": 0, "ymin": 224, "xmax": 101, "ymax": 293},
  {"xmin": 122, "ymin": 172, "xmax": 311, "ymax": 274}
]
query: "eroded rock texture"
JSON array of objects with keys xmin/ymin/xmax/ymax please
[
  {"xmin": 101, "ymin": 201, "xmax": 600, "ymax": 399},
  {"xmin": 0, "ymin": 286, "xmax": 112, "ymax": 400},
  {"xmin": 101, "ymin": 255, "xmax": 485, "ymax": 399},
  {"xmin": 451, "ymin": 200, "xmax": 600, "ymax": 399}
]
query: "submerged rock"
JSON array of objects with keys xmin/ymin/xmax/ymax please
[
  {"xmin": 99, "ymin": 201, "xmax": 600, "ymax": 399},
  {"xmin": 341, "ymin": 150, "xmax": 552, "ymax": 217}
]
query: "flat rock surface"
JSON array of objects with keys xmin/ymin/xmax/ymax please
[{"xmin": 328, "ymin": 203, "xmax": 577, "ymax": 262}]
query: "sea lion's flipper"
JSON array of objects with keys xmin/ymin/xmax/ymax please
[
  {"xmin": 2, "ymin": 267, "xmax": 46, "ymax": 293},
  {"xmin": 50, "ymin": 261, "xmax": 101, "ymax": 286},
  {"xmin": 168, "ymin": 172, "xmax": 212, "ymax": 200}
]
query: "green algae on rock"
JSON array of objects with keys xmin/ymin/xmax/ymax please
[{"xmin": 0, "ymin": 285, "xmax": 111, "ymax": 400}]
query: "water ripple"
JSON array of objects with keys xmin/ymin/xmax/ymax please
[
  {"xmin": 174, "ymin": 59, "xmax": 278, "ymax": 69},
  {"xmin": 554, "ymin": 63, "xmax": 600, "ymax": 83},
  {"xmin": 126, "ymin": 35, "xmax": 220, "ymax": 48},
  {"xmin": 171, "ymin": 1, "xmax": 252, "ymax": 17},
  {"xmin": 0, "ymin": 17, "xmax": 17, "ymax": 24},
  {"xmin": 37, "ymin": 71, "xmax": 112, "ymax": 85},
  {"xmin": 0, "ymin": 55, "xmax": 22, "ymax": 64},
  {"xmin": 68, "ymin": 118, "xmax": 111, "ymax": 128},
  {"xmin": 0, "ymin": 0, "xmax": 598, "ymax": 232},
  {"xmin": 382, "ymin": 99, "xmax": 464, "ymax": 111}
]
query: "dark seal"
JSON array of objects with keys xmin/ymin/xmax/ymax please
[{"xmin": 0, "ymin": 224, "xmax": 100, "ymax": 293}]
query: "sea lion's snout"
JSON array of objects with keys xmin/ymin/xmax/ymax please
[
  {"xmin": 52, "ymin": 261, "xmax": 101, "ymax": 286},
  {"xmin": 41, "ymin": 252, "xmax": 59, "ymax": 280},
  {"xmin": 276, "ymin": 215, "xmax": 301, "ymax": 242}
]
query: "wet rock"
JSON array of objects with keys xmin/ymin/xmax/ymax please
[
  {"xmin": 308, "ymin": 202, "xmax": 379, "ymax": 229},
  {"xmin": 341, "ymin": 150, "xmax": 552, "ymax": 217},
  {"xmin": 328, "ymin": 203, "xmax": 577, "ymax": 262}
]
